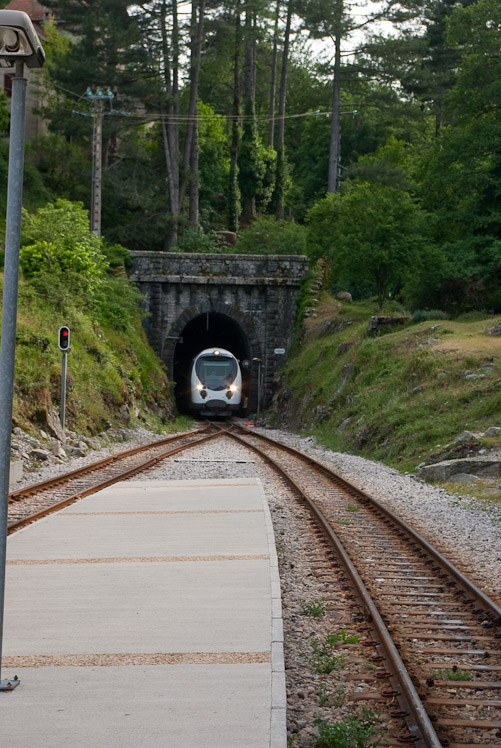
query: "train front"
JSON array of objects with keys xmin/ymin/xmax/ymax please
[{"xmin": 190, "ymin": 348, "xmax": 242, "ymax": 416}]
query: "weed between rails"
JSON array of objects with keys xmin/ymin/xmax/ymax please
[{"xmin": 313, "ymin": 707, "xmax": 387, "ymax": 748}]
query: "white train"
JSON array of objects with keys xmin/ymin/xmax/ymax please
[{"xmin": 190, "ymin": 348, "xmax": 242, "ymax": 416}]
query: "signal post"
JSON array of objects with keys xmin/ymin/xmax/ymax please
[{"xmin": 58, "ymin": 326, "xmax": 70, "ymax": 429}]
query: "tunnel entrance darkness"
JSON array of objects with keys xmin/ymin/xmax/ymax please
[{"xmin": 173, "ymin": 312, "xmax": 251, "ymax": 415}]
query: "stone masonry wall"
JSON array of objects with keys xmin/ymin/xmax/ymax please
[{"xmin": 130, "ymin": 252, "xmax": 309, "ymax": 409}]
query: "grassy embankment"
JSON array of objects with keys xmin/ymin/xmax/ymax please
[
  {"xmin": 0, "ymin": 269, "xmax": 189, "ymax": 436},
  {"xmin": 271, "ymin": 295, "xmax": 501, "ymax": 504}
]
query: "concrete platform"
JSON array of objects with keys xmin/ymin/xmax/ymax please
[{"xmin": 0, "ymin": 478, "xmax": 285, "ymax": 748}]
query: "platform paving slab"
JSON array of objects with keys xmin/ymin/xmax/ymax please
[
  {"xmin": 1, "ymin": 664, "xmax": 271, "ymax": 748},
  {"xmin": 1, "ymin": 478, "xmax": 286, "ymax": 748}
]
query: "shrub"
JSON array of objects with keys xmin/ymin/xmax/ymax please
[
  {"xmin": 20, "ymin": 199, "xmax": 108, "ymax": 295},
  {"xmin": 233, "ymin": 216, "xmax": 307, "ymax": 255}
]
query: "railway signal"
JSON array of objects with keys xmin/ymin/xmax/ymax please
[
  {"xmin": 58, "ymin": 325, "xmax": 70, "ymax": 351},
  {"xmin": 58, "ymin": 326, "xmax": 70, "ymax": 429}
]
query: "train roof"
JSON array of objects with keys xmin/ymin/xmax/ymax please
[{"xmin": 194, "ymin": 347, "xmax": 236, "ymax": 359}]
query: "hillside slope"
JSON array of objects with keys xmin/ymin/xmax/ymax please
[
  {"xmin": 270, "ymin": 296, "xmax": 501, "ymax": 477},
  {"xmin": 1, "ymin": 270, "xmax": 172, "ymax": 438}
]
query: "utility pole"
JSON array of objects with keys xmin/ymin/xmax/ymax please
[
  {"xmin": 84, "ymin": 88, "xmax": 114, "ymax": 237},
  {"xmin": 92, "ymin": 99, "xmax": 103, "ymax": 236}
]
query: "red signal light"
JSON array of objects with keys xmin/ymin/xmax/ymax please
[{"xmin": 58, "ymin": 326, "xmax": 70, "ymax": 351}]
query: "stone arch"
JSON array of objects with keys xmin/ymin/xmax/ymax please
[
  {"xmin": 130, "ymin": 251, "xmax": 309, "ymax": 414},
  {"xmin": 165, "ymin": 301, "xmax": 263, "ymax": 414},
  {"xmin": 163, "ymin": 301, "xmax": 261, "ymax": 378}
]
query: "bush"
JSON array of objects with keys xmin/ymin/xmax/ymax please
[
  {"xmin": 20, "ymin": 199, "xmax": 108, "ymax": 295},
  {"xmin": 173, "ymin": 226, "xmax": 221, "ymax": 253},
  {"xmin": 233, "ymin": 216, "xmax": 307, "ymax": 255}
]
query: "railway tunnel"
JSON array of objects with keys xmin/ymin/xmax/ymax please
[
  {"xmin": 173, "ymin": 311, "xmax": 252, "ymax": 415},
  {"xmin": 130, "ymin": 251, "xmax": 309, "ymax": 416}
]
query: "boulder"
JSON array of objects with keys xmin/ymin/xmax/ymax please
[
  {"xmin": 483, "ymin": 427, "xmax": 501, "ymax": 437},
  {"xmin": 119, "ymin": 405, "xmax": 131, "ymax": 423},
  {"xmin": 50, "ymin": 443, "xmax": 67, "ymax": 459},
  {"xmin": 29, "ymin": 448, "xmax": 50, "ymax": 461},
  {"xmin": 456, "ymin": 430, "xmax": 478, "ymax": 443},
  {"xmin": 39, "ymin": 405, "xmax": 66, "ymax": 442},
  {"xmin": 417, "ymin": 458, "xmax": 501, "ymax": 482},
  {"xmin": 486, "ymin": 321, "xmax": 501, "ymax": 336},
  {"xmin": 336, "ymin": 291, "xmax": 352, "ymax": 302}
]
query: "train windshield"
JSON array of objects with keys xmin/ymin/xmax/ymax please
[{"xmin": 196, "ymin": 356, "xmax": 238, "ymax": 391}]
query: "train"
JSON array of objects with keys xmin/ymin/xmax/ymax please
[{"xmin": 190, "ymin": 347, "xmax": 242, "ymax": 416}]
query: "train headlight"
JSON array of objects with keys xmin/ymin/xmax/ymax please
[
  {"xmin": 229, "ymin": 384, "xmax": 237, "ymax": 392},
  {"xmin": 195, "ymin": 384, "xmax": 204, "ymax": 391}
]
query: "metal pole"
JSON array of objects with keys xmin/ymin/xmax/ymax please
[
  {"xmin": 257, "ymin": 361, "xmax": 261, "ymax": 418},
  {"xmin": 0, "ymin": 60, "xmax": 26, "ymax": 691},
  {"xmin": 60, "ymin": 351, "xmax": 67, "ymax": 429}
]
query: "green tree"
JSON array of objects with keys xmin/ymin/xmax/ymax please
[
  {"xmin": 307, "ymin": 183, "xmax": 430, "ymax": 309},
  {"xmin": 417, "ymin": 0, "xmax": 501, "ymax": 311}
]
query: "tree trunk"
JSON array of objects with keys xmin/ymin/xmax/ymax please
[
  {"xmin": 268, "ymin": 0, "xmax": 280, "ymax": 147},
  {"xmin": 327, "ymin": 32, "xmax": 341, "ymax": 194},
  {"xmin": 161, "ymin": 0, "xmax": 180, "ymax": 248},
  {"xmin": 180, "ymin": 0, "xmax": 205, "ymax": 223},
  {"xmin": 228, "ymin": 2, "xmax": 241, "ymax": 232},
  {"xmin": 243, "ymin": 4, "xmax": 255, "ymax": 103},
  {"xmin": 275, "ymin": 0, "xmax": 292, "ymax": 219},
  {"xmin": 189, "ymin": 115, "xmax": 199, "ymax": 225},
  {"xmin": 239, "ymin": 3, "xmax": 259, "ymax": 224}
]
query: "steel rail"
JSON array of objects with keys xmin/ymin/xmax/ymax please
[
  {"xmin": 224, "ymin": 427, "xmax": 442, "ymax": 748},
  {"xmin": 9, "ymin": 425, "xmax": 211, "ymax": 503},
  {"xmin": 236, "ymin": 425, "xmax": 501, "ymax": 623},
  {"xmin": 7, "ymin": 429, "xmax": 223, "ymax": 534}
]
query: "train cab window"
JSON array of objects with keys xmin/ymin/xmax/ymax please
[{"xmin": 196, "ymin": 356, "xmax": 237, "ymax": 390}]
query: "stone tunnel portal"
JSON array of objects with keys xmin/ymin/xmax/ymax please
[
  {"xmin": 130, "ymin": 251, "xmax": 310, "ymax": 417},
  {"xmin": 173, "ymin": 312, "xmax": 252, "ymax": 414}
]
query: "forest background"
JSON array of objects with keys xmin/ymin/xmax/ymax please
[{"xmin": 1, "ymin": 0, "xmax": 500, "ymax": 316}]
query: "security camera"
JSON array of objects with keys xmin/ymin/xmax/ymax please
[{"xmin": 0, "ymin": 10, "xmax": 45, "ymax": 68}]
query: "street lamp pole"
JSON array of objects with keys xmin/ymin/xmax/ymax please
[
  {"xmin": 0, "ymin": 10, "xmax": 44, "ymax": 691},
  {"xmin": 0, "ymin": 61, "xmax": 26, "ymax": 692}
]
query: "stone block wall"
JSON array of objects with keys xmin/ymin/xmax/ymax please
[{"xmin": 130, "ymin": 252, "xmax": 309, "ymax": 410}]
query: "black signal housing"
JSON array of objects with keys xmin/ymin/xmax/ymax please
[{"xmin": 58, "ymin": 325, "xmax": 70, "ymax": 351}]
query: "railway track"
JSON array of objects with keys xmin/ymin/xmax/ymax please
[
  {"xmin": 8, "ymin": 421, "xmax": 501, "ymax": 746},
  {"xmin": 7, "ymin": 425, "xmax": 222, "ymax": 532},
  {"xmin": 223, "ymin": 425, "xmax": 501, "ymax": 748}
]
